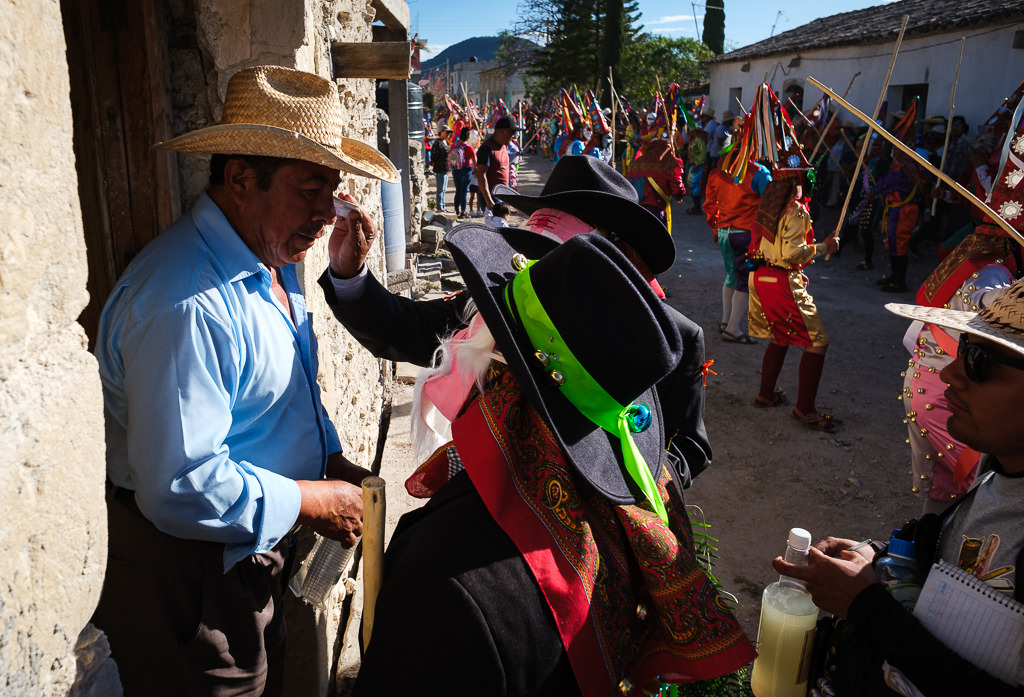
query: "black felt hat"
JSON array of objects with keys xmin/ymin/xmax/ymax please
[
  {"xmin": 492, "ymin": 155, "xmax": 676, "ymax": 274},
  {"xmin": 444, "ymin": 225, "xmax": 683, "ymax": 505}
]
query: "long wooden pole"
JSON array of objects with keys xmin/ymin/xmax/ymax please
[
  {"xmin": 655, "ymin": 75, "xmax": 674, "ymax": 145},
  {"xmin": 839, "ymin": 129, "xmax": 878, "ymax": 187},
  {"xmin": 609, "ymin": 66, "xmax": 618, "ymax": 172},
  {"xmin": 361, "ymin": 476, "xmax": 386, "ymax": 649},
  {"xmin": 809, "ymin": 72, "xmax": 862, "ymax": 161},
  {"xmin": 787, "ymin": 95, "xmax": 865, "ymax": 182},
  {"xmin": 735, "ymin": 95, "xmax": 748, "ymax": 116},
  {"xmin": 834, "ymin": 15, "xmax": 910, "ymax": 243},
  {"xmin": 932, "ymin": 38, "xmax": 966, "ymax": 216},
  {"xmin": 808, "ymin": 76, "xmax": 1024, "ymax": 247}
]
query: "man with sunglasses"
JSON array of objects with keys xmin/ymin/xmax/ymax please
[{"xmin": 772, "ymin": 278, "xmax": 1024, "ymax": 697}]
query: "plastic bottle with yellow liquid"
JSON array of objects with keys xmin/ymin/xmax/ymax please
[{"xmin": 751, "ymin": 527, "xmax": 819, "ymax": 697}]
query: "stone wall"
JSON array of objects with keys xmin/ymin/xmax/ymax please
[
  {"xmin": 1, "ymin": 0, "xmax": 399, "ymax": 694},
  {"xmin": 0, "ymin": 1, "xmax": 108, "ymax": 694}
]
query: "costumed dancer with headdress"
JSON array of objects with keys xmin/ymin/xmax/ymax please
[
  {"xmin": 895, "ymin": 93, "xmax": 1024, "ymax": 514},
  {"xmin": 704, "ymin": 143, "xmax": 772, "ymax": 345},
  {"xmin": 876, "ymin": 110, "xmax": 924, "ymax": 293},
  {"xmin": 748, "ymin": 176, "xmax": 840, "ymax": 431},
  {"xmin": 686, "ymin": 125, "xmax": 708, "ymax": 215},
  {"xmin": 351, "ymin": 230, "xmax": 755, "ymax": 697},
  {"xmin": 628, "ymin": 113, "xmax": 685, "ymax": 232},
  {"xmin": 622, "ymin": 109, "xmax": 641, "ymax": 176},
  {"xmin": 848, "ymin": 133, "xmax": 890, "ymax": 271}
]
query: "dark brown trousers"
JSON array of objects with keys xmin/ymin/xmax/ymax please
[{"xmin": 91, "ymin": 484, "xmax": 293, "ymax": 696}]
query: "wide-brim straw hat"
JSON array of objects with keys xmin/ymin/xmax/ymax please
[
  {"xmin": 444, "ymin": 226, "xmax": 683, "ymax": 504},
  {"xmin": 885, "ymin": 278, "xmax": 1024, "ymax": 357},
  {"xmin": 156, "ymin": 65, "xmax": 399, "ymax": 183},
  {"xmin": 492, "ymin": 155, "xmax": 675, "ymax": 274}
]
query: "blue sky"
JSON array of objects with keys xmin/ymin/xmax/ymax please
[{"xmin": 410, "ymin": 0, "xmax": 898, "ymax": 58}]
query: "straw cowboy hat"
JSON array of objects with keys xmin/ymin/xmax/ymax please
[
  {"xmin": 492, "ymin": 155, "xmax": 675, "ymax": 273},
  {"xmin": 157, "ymin": 65, "xmax": 399, "ymax": 183},
  {"xmin": 886, "ymin": 277, "xmax": 1024, "ymax": 357},
  {"xmin": 444, "ymin": 226, "xmax": 683, "ymax": 507}
]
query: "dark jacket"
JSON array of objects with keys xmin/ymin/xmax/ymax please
[
  {"xmin": 431, "ymin": 137, "xmax": 450, "ymax": 174},
  {"xmin": 317, "ymin": 267, "xmax": 713, "ymax": 485},
  {"xmin": 843, "ymin": 456, "xmax": 1024, "ymax": 696},
  {"xmin": 352, "ymin": 472, "xmax": 581, "ymax": 697}
]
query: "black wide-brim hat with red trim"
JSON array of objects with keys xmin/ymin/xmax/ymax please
[
  {"xmin": 493, "ymin": 155, "xmax": 676, "ymax": 274},
  {"xmin": 444, "ymin": 225, "xmax": 684, "ymax": 504}
]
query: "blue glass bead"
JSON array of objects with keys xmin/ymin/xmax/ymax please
[{"xmin": 626, "ymin": 404, "xmax": 652, "ymax": 433}]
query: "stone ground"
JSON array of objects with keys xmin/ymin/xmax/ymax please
[{"xmin": 373, "ymin": 152, "xmax": 934, "ymax": 649}]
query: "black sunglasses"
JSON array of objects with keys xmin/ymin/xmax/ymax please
[{"xmin": 957, "ymin": 334, "xmax": 1024, "ymax": 383}]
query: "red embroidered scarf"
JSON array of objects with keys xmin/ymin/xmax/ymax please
[{"xmin": 410, "ymin": 366, "xmax": 755, "ymax": 696}]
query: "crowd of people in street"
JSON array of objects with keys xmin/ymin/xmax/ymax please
[{"xmin": 87, "ymin": 62, "xmax": 1024, "ymax": 697}]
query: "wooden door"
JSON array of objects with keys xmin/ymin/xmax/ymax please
[{"xmin": 62, "ymin": 0, "xmax": 179, "ymax": 347}]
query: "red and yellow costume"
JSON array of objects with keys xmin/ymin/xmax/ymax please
[{"xmin": 748, "ymin": 200, "xmax": 829, "ymax": 347}]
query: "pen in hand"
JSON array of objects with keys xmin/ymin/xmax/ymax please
[{"xmin": 846, "ymin": 539, "xmax": 872, "ymax": 553}]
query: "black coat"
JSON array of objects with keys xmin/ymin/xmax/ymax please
[
  {"xmin": 318, "ymin": 268, "xmax": 712, "ymax": 484},
  {"xmin": 351, "ymin": 472, "xmax": 582, "ymax": 697}
]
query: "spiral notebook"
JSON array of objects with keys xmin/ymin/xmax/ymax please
[{"xmin": 913, "ymin": 560, "xmax": 1024, "ymax": 685}]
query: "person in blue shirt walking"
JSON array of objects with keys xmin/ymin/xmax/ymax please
[{"xmin": 90, "ymin": 66, "xmax": 399, "ymax": 697}]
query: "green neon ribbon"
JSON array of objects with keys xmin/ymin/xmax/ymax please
[{"xmin": 505, "ymin": 261, "xmax": 669, "ymax": 523}]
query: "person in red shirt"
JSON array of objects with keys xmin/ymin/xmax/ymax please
[{"xmin": 475, "ymin": 116, "xmax": 514, "ymax": 213}]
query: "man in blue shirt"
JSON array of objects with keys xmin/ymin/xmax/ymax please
[{"xmin": 91, "ymin": 66, "xmax": 398, "ymax": 696}]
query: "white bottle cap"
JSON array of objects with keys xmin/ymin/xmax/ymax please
[{"xmin": 788, "ymin": 527, "xmax": 812, "ymax": 551}]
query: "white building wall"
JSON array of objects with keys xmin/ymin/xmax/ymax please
[
  {"xmin": 710, "ymin": 23, "xmax": 1024, "ymax": 132},
  {"xmin": 450, "ymin": 59, "xmax": 527, "ymax": 109}
]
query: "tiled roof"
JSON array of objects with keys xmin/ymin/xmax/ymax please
[{"xmin": 710, "ymin": 0, "xmax": 1024, "ymax": 64}]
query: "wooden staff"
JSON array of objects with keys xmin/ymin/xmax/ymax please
[
  {"xmin": 786, "ymin": 96, "xmax": 868, "ymax": 187},
  {"xmin": 735, "ymin": 95, "xmax": 748, "ymax": 116},
  {"xmin": 932, "ymin": 38, "xmax": 966, "ymax": 216},
  {"xmin": 609, "ymin": 66, "xmax": 618, "ymax": 171},
  {"xmin": 809, "ymin": 72, "xmax": 862, "ymax": 161},
  {"xmin": 361, "ymin": 476, "xmax": 386, "ymax": 649},
  {"xmin": 834, "ymin": 15, "xmax": 910, "ymax": 245},
  {"xmin": 808, "ymin": 76, "xmax": 1024, "ymax": 247},
  {"xmin": 839, "ymin": 129, "xmax": 878, "ymax": 188},
  {"xmin": 655, "ymin": 75, "xmax": 674, "ymax": 144}
]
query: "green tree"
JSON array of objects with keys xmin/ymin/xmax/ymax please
[
  {"xmin": 702, "ymin": 1, "xmax": 725, "ymax": 55},
  {"xmin": 509, "ymin": 0, "xmax": 643, "ymax": 102},
  {"xmin": 619, "ymin": 35, "xmax": 713, "ymax": 105}
]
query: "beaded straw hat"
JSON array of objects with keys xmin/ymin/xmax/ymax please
[
  {"xmin": 886, "ymin": 277, "xmax": 1024, "ymax": 357},
  {"xmin": 156, "ymin": 65, "xmax": 399, "ymax": 183}
]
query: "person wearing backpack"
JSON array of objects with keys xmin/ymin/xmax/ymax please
[
  {"xmin": 450, "ymin": 126, "xmax": 476, "ymax": 218},
  {"xmin": 431, "ymin": 126, "xmax": 452, "ymax": 212}
]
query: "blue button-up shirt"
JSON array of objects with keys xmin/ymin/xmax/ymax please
[{"xmin": 96, "ymin": 193, "xmax": 342, "ymax": 570}]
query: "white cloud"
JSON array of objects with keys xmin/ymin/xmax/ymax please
[
  {"xmin": 421, "ymin": 43, "xmax": 449, "ymax": 57},
  {"xmin": 647, "ymin": 14, "xmax": 698, "ymax": 24}
]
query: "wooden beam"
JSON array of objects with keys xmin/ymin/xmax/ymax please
[
  {"xmin": 371, "ymin": 26, "xmax": 406, "ymax": 43},
  {"xmin": 371, "ymin": 0, "xmax": 409, "ymax": 32},
  {"xmin": 333, "ymin": 42, "xmax": 410, "ymax": 79}
]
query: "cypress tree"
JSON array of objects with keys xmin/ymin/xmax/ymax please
[{"xmin": 702, "ymin": 1, "xmax": 725, "ymax": 56}]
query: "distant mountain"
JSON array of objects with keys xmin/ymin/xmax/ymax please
[{"xmin": 420, "ymin": 36, "xmax": 537, "ymax": 73}]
